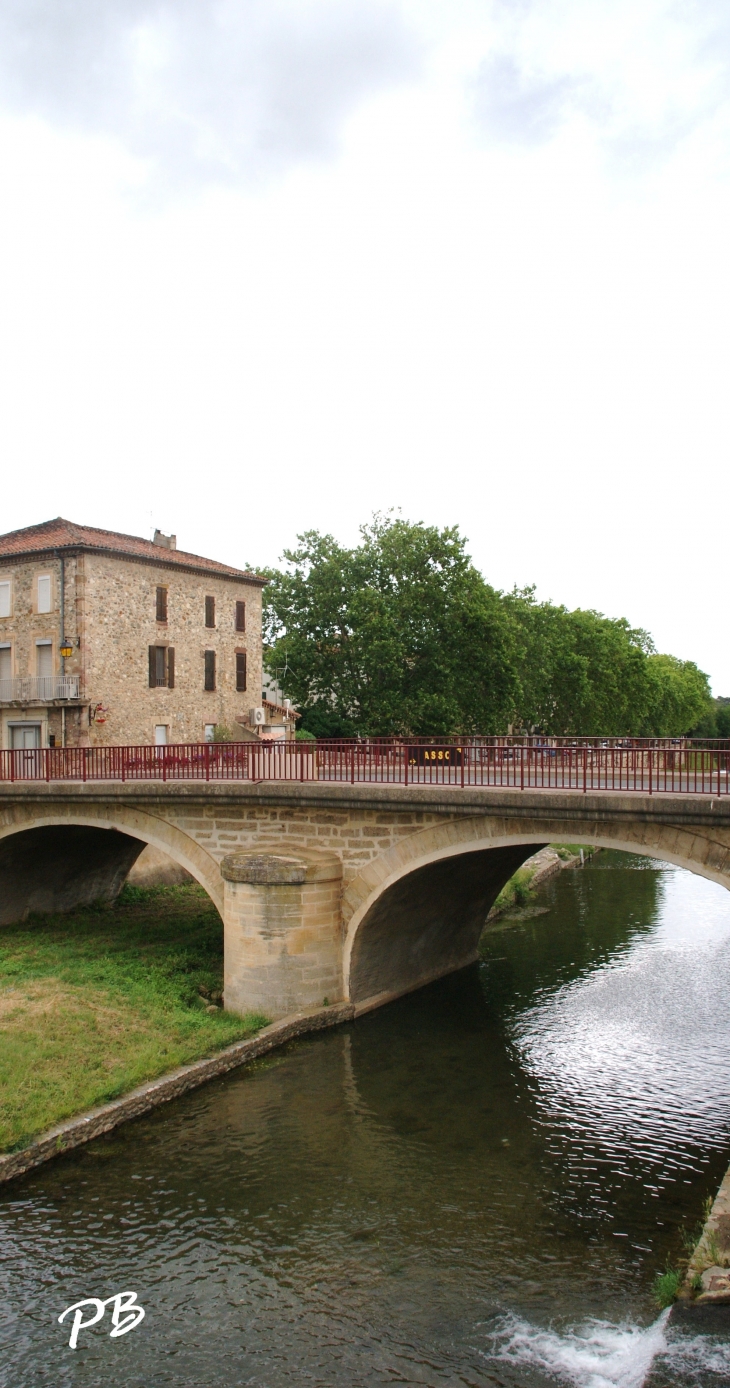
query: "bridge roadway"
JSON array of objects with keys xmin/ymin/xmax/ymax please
[{"xmin": 1, "ymin": 777, "xmax": 730, "ymax": 1018}]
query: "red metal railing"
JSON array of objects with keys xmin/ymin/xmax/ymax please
[{"xmin": 0, "ymin": 739, "xmax": 729, "ymax": 794}]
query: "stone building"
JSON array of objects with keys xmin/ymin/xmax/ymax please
[{"xmin": 0, "ymin": 517, "xmax": 296, "ymax": 749}]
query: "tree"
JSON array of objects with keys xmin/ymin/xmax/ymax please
[
  {"xmin": 689, "ymin": 695, "xmax": 730, "ymax": 739},
  {"xmin": 259, "ymin": 514, "xmax": 713, "ymax": 740},
  {"xmin": 263, "ymin": 515, "xmax": 520, "ymax": 736},
  {"xmin": 504, "ymin": 589, "xmax": 654, "ymax": 735},
  {"xmin": 641, "ymin": 655, "xmax": 712, "ymax": 737}
]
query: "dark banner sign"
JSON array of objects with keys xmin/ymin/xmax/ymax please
[{"xmin": 407, "ymin": 745, "xmax": 463, "ymax": 768}]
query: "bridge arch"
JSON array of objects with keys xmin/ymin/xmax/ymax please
[
  {"xmin": 342, "ymin": 813, "xmax": 730, "ymax": 1008},
  {"xmin": 0, "ymin": 802, "xmax": 223, "ymax": 925}
]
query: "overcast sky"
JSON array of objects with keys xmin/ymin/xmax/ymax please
[{"xmin": 1, "ymin": 0, "xmax": 728, "ymax": 689}]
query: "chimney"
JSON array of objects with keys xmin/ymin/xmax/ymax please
[{"xmin": 153, "ymin": 529, "xmax": 177, "ymax": 550}]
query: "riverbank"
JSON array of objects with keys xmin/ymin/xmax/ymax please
[
  {"xmin": 1, "ymin": 852, "xmax": 596, "ymax": 1162},
  {"xmin": 0, "ymin": 884, "xmax": 267, "ymax": 1155},
  {"xmin": 485, "ymin": 843, "xmax": 598, "ymax": 921},
  {"xmin": 674, "ymin": 1162, "xmax": 730, "ymax": 1308}
]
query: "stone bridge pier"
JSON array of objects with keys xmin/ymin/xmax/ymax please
[
  {"xmin": 220, "ymin": 850, "xmax": 344, "ymax": 1017},
  {"xmin": 2, "ymin": 782, "xmax": 730, "ymax": 1019}
]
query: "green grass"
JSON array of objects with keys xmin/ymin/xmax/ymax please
[
  {"xmin": 654, "ymin": 1265, "xmax": 682, "ymax": 1308},
  {"xmin": 490, "ymin": 867, "xmax": 537, "ymax": 916},
  {"xmin": 0, "ymin": 884, "xmax": 268, "ymax": 1154}
]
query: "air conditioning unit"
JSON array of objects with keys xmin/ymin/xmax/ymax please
[{"xmin": 249, "ymin": 706, "xmax": 266, "ymax": 726}]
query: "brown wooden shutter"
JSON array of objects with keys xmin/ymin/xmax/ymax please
[
  {"xmin": 204, "ymin": 650, "xmax": 216, "ymax": 691},
  {"xmin": 148, "ymin": 645, "xmax": 156, "ymax": 688},
  {"xmin": 167, "ymin": 647, "xmax": 175, "ymax": 688},
  {"xmin": 205, "ymin": 595, "xmax": 215, "ymax": 627},
  {"xmin": 236, "ymin": 651, "xmax": 247, "ymax": 692},
  {"xmin": 235, "ymin": 601, "xmax": 246, "ymax": 632},
  {"xmin": 156, "ymin": 586, "xmax": 168, "ymax": 622}
]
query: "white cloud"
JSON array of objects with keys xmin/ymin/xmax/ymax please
[
  {"xmin": 0, "ymin": 0, "xmax": 418, "ymax": 185},
  {"xmin": 0, "ymin": 0, "xmax": 730, "ymax": 689},
  {"xmin": 474, "ymin": 54, "xmax": 578, "ymax": 145},
  {"xmin": 469, "ymin": 0, "xmax": 730, "ymax": 169}
]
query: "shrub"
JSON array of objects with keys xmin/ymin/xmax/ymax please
[{"xmin": 212, "ymin": 724, "xmax": 237, "ymax": 743}]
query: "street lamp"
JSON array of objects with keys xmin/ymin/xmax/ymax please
[{"xmin": 60, "ymin": 640, "xmax": 73, "ymax": 659}]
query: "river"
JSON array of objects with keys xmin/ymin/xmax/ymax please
[{"xmin": 2, "ymin": 851, "xmax": 730, "ymax": 1386}]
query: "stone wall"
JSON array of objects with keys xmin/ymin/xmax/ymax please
[
  {"xmin": 0, "ymin": 823, "xmax": 144, "ymax": 925},
  {"xmin": 0, "ymin": 549, "xmax": 263, "ymax": 748},
  {"xmin": 0, "ymin": 554, "xmax": 69, "ymax": 749},
  {"xmin": 127, "ymin": 844, "xmax": 194, "ymax": 887},
  {"xmin": 80, "ymin": 551, "xmax": 263, "ymax": 746}
]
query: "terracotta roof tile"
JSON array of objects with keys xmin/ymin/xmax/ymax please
[
  {"xmin": 0, "ymin": 518, "xmax": 266, "ymax": 584},
  {"xmin": 263, "ymin": 698, "xmax": 300, "ymax": 719}
]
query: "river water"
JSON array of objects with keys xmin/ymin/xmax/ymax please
[{"xmin": 3, "ymin": 851, "xmax": 730, "ymax": 1387}]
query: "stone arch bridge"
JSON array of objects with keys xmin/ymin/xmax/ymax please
[{"xmin": 1, "ymin": 781, "xmax": 730, "ymax": 1018}]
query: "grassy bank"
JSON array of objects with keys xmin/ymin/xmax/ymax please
[
  {"xmin": 0, "ymin": 885, "xmax": 267, "ymax": 1154},
  {"xmin": 488, "ymin": 844, "xmax": 599, "ymax": 919}
]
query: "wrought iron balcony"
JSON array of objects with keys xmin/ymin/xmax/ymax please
[{"xmin": 0, "ymin": 675, "xmax": 81, "ymax": 703}]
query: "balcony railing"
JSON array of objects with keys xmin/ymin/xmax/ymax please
[{"xmin": 0, "ymin": 675, "xmax": 81, "ymax": 703}]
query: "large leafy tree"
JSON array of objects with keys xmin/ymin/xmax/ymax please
[
  {"xmin": 259, "ymin": 515, "xmax": 713, "ymax": 739},
  {"xmin": 641, "ymin": 655, "xmax": 713, "ymax": 736},
  {"xmin": 263, "ymin": 516, "xmax": 519, "ymax": 736},
  {"xmin": 505, "ymin": 590, "xmax": 655, "ymax": 735}
]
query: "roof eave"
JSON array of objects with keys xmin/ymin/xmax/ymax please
[{"xmin": 0, "ymin": 541, "xmax": 268, "ymax": 586}]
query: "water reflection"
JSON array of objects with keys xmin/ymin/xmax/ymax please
[{"xmin": 1, "ymin": 852, "xmax": 730, "ymax": 1386}]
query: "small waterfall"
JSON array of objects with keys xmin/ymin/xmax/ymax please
[{"xmin": 485, "ymin": 1309, "xmax": 671, "ymax": 1387}]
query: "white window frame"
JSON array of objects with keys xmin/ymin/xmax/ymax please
[
  {"xmin": 37, "ymin": 574, "xmax": 52, "ymax": 613},
  {"xmin": 0, "ymin": 580, "xmax": 10, "ymax": 618}
]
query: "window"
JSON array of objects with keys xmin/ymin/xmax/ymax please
[
  {"xmin": 236, "ymin": 651, "xmax": 247, "ymax": 692},
  {"xmin": 156, "ymin": 586, "xmax": 168, "ymax": 622},
  {"xmin": 154, "ymin": 725, "xmax": 169, "ymax": 746},
  {"xmin": 37, "ymin": 575, "xmax": 51, "ymax": 613},
  {"xmin": 235, "ymin": 601, "xmax": 246, "ymax": 633},
  {"xmin": 204, "ymin": 724, "xmax": 215, "ymax": 742},
  {"xmin": 205, "ymin": 595, "xmax": 216, "ymax": 628},
  {"xmin": 204, "ymin": 650, "xmax": 216, "ymax": 691},
  {"xmin": 0, "ymin": 644, "xmax": 11, "ymax": 684},
  {"xmin": 148, "ymin": 645, "xmax": 175, "ymax": 688},
  {"xmin": 0, "ymin": 581, "xmax": 10, "ymax": 618},
  {"xmin": 36, "ymin": 641, "xmax": 53, "ymax": 677}
]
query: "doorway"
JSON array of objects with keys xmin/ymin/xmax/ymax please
[{"xmin": 10, "ymin": 723, "xmax": 41, "ymax": 749}]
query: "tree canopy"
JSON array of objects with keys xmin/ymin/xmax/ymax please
[{"xmin": 261, "ymin": 515, "xmax": 713, "ymax": 739}]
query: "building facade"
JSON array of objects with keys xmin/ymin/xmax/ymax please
[{"xmin": 0, "ymin": 518, "xmax": 295, "ymax": 748}]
